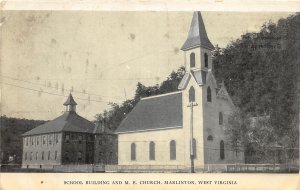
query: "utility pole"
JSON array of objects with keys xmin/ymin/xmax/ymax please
[{"xmin": 188, "ymin": 101, "xmax": 198, "ymax": 173}]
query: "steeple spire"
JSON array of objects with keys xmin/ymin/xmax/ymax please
[
  {"xmin": 64, "ymin": 93, "xmax": 77, "ymax": 112},
  {"xmin": 181, "ymin": 12, "xmax": 214, "ymax": 51}
]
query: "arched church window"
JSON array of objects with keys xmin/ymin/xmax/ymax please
[
  {"xmin": 149, "ymin": 141, "xmax": 155, "ymax": 160},
  {"xmin": 219, "ymin": 112, "xmax": 223, "ymax": 125},
  {"xmin": 192, "ymin": 138, "xmax": 197, "ymax": 159},
  {"xmin": 170, "ymin": 140, "xmax": 176, "ymax": 160},
  {"xmin": 204, "ymin": 53, "xmax": 208, "ymax": 68},
  {"xmin": 131, "ymin": 143, "xmax": 136, "ymax": 161},
  {"xmin": 207, "ymin": 135, "xmax": 213, "ymax": 141},
  {"xmin": 220, "ymin": 140, "xmax": 225, "ymax": 160},
  {"xmin": 190, "ymin": 53, "xmax": 195, "ymax": 68},
  {"xmin": 207, "ymin": 87, "xmax": 212, "ymax": 102},
  {"xmin": 189, "ymin": 86, "xmax": 195, "ymax": 102}
]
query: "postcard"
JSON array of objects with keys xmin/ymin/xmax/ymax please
[{"xmin": 0, "ymin": 1, "xmax": 299, "ymax": 190}]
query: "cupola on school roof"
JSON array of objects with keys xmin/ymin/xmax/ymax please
[{"xmin": 115, "ymin": 92, "xmax": 183, "ymax": 134}]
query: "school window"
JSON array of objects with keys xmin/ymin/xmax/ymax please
[
  {"xmin": 42, "ymin": 152, "xmax": 44, "ymax": 160},
  {"xmin": 26, "ymin": 138, "xmax": 28, "ymax": 146},
  {"xmin": 25, "ymin": 152, "xmax": 27, "ymax": 161},
  {"xmin": 78, "ymin": 135, "xmax": 83, "ymax": 144},
  {"xmin": 48, "ymin": 151, "xmax": 50, "ymax": 160},
  {"xmin": 65, "ymin": 151, "xmax": 69, "ymax": 161},
  {"xmin": 170, "ymin": 140, "xmax": 176, "ymax": 160},
  {"xmin": 149, "ymin": 141, "xmax": 155, "ymax": 160},
  {"xmin": 78, "ymin": 152, "xmax": 82, "ymax": 161},
  {"xmin": 65, "ymin": 134, "xmax": 70, "ymax": 143},
  {"xmin": 37, "ymin": 137, "xmax": 39, "ymax": 145},
  {"xmin": 55, "ymin": 134, "xmax": 59, "ymax": 144},
  {"xmin": 43, "ymin": 136, "xmax": 46, "ymax": 145},
  {"xmin": 131, "ymin": 143, "xmax": 136, "ymax": 161},
  {"xmin": 55, "ymin": 151, "xmax": 58, "ymax": 160},
  {"xmin": 49, "ymin": 135, "xmax": 52, "ymax": 145},
  {"xmin": 36, "ymin": 152, "xmax": 38, "ymax": 160},
  {"xmin": 30, "ymin": 152, "xmax": 33, "ymax": 161},
  {"xmin": 99, "ymin": 152, "xmax": 104, "ymax": 163}
]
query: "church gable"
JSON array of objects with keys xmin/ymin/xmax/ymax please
[
  {"xmin": 178, "ymin": 70, "xmax": 207, "ymax": 90},
  {"xmin": 216, "ymin": 84, "xmax": 235, "ymax": 108}
]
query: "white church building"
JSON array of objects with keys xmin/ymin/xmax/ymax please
[{"xmin": 115, "ymin": 12, "xmax": 245, "ymax": 172}]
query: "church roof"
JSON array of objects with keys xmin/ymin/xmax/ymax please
[
  {"xmin": 22, "ymin": 112, "xmax": 95, "ymax": 136},
  {"xmin": 115, "ymin": 92, "xmax": 183, "ymax": 134},
  {"xmin": 181, "ymin": 12, "xmax": 214, "ymax": 51},
  {"xmin": 63, "ymin": 93, "xmax": 77, "ymax": 106}
]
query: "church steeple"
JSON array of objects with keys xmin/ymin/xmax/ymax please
[
  {"xmin": 181, "ymin": 12, "xmax": 214, "ymax": 72},
  {"xmin": 181, "ymin": 12, "xmax": 214, "ymax": 51},
  {"xmin": 63, "ymin": 93, "xmax": 77, "ymax": 112}
]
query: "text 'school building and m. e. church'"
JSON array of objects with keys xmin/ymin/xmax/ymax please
[
  {"xmin": 21, "ymin": 94, "xmax": 117, "ymax": 170},
  {"xmin": 115, "ymin": 12, "xmax": 245, "ymax": 172}
]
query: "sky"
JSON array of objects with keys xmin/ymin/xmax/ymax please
[{"xmin": 0, "ymin": 11, "xmax": 293, "ymax": 121}]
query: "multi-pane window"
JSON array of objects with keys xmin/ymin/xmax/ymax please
[
  {"xmin": 77, "ymin": 152, "xmax": 82, "ymax": 161},
  {"xmin": 55, "ymin": 134, "xmax": 59, "ymax": 144},
  {"xmin": 65, "ymin": 151, "xmax": 69, "ymax": 161},
  {"xmin": 170, "ymin": 140, "xmax": 176, "ymax": 160},
  {"xmin": 149, "ymin": 141, "xmax": 155, "ymax": 160},
  {"xmin": 131, "ymin": 143, "xmax": 136, "ymax": 161},
  {"xmin": 78, "ymin": 135, "xmax": 83, "ymax": 144},
  {"xmin": 99, "ymin": 152, "xmax": 104, "ymax": 163},
  {"xmin": 65, "ymin": 134, "xmax": 70, "ymax": 143}
]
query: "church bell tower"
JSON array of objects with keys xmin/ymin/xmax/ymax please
[{"xmin": 181, "ymin": 12, "xmax": 214, "ymax": 72}]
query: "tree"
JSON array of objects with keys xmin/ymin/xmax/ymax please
[{"xmin": 94, "ymin": 66, "xmax": 186, "ymax": 132}]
